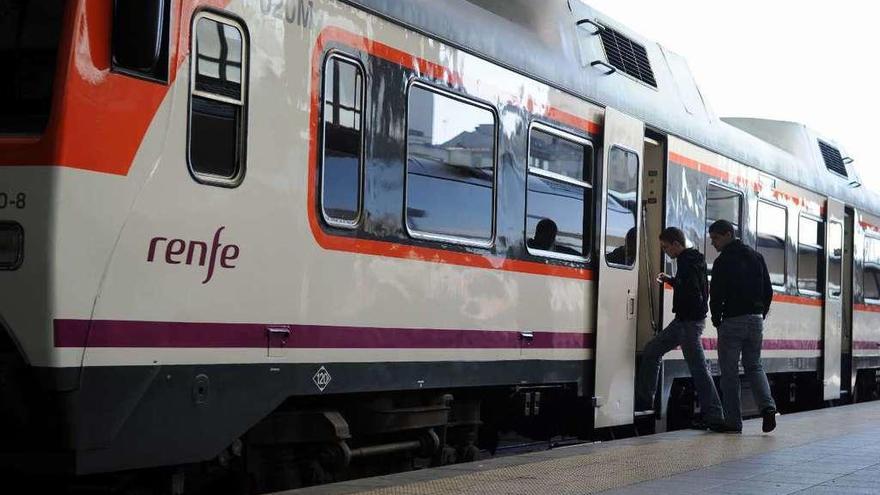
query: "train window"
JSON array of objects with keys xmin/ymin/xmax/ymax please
[
  {"xmin": 797, "ymin": 215, "xmax": 824, "ymax": 294},
  {"xmin": 705, "ymin": 184, "xmax": 743, "ymax": 270},
  {"xmin": 604, "ymin": 147, "xmax": 639, "ymax": 268},
  {"xmin": 526, "ymin": 124, "xmax": 593, "ymax": 259},
  {"xmin": 188, "ymin": 13, "xmax": 247, "ymax": 186},
  {"xmin": 756, "ymin": 201, "xmax": 787, "ymax": 288},
  {"xmin": 111, "ymin": 0, "xmax": 171, "ymax": 82},
  {"xmin": 864, "ymin": 236, "xmax": 880, "ymax": 302},
  {"xmin": 321, "ymin": 54, "xmax": 364, "ymax": 227},
  {"xmin": 405, "ymin": 84, "xmax": 496, "ymax": 245},
  {"xmin": 828, "ymin": 222, "xmax": 843, "ymax": 298}
]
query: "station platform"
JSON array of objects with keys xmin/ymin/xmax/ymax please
[{"xmin": 281, "ymin": 401, "xmax": 880, "ymax": 495}]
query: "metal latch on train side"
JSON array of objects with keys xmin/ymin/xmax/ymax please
[{"xmin": 267, "ymin": 326, "xmax": 291, "ymax": 357}]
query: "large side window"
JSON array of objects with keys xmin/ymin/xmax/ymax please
[
  {"xmin": 756, "ymin": 201, "xmax": 787, "ymax": 288},
  {"xmin": 828, "ymin": 221, "xmax": 843, "ymax": 298},
  {"xmin": 321, "ymin": 54, "xmax": 364, "ymax": 227},
  {"xmin": 406, "ymin": 84, "xmax": 496, "ymax": 244},
  {"xmin": 188, "ymin": 12, "xmax": 247, "ymax": 185},
  {"xmin": 526, "ymin": 124, "xmax": 593, "ymax": 259},
  {"xmin": 604, "ymin": 147, "xmax": 639, "ymax": 268},
  {"xmin": 865, "ymin": 236, "xmax": 880, "ymax": 302},
  {"xmin": 705, "ymin": 184, "xmax": 743, "ymax": 269},
  {"xmin": 797, "ymin": 215, "xmax": 824, "ymax": 294}
]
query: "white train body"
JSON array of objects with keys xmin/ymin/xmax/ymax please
[{"xmin": 1, "ymin": 0, "xmax": 878, "ymax": 485}]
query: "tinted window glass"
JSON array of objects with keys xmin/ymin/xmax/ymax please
[
  {"xmin": 828, "ymin": 222, "xmax": 842, "ymax": 298},
  {"xmin": 321, "ymin": 56, "xmax": 363, "ymax": 225},
  {"xmin": 526, "ymin": 127, "xmax": 591, "ymax": 258},
  {"xmin": 705, "ymin": 185, "xmax": 742, "ymax": 269},
  {"xmin": 0, "ymin": 0, "xmax": 65, "ymax": 134},
  {"xmin": 866, "ymin": 237, "xmax": 880, "ymax": 301},
  {"xmin": 195, "ymin": 19, "xmax": 242, "ymax": 99},
  {"xmin": 528, "ymin": 130, "xmax": 589, "ymax": 182},
  {"xmin": 190, "ymin": 98, "xmax": 239, "ymax": 178},
  {"xmin": 406, "ymin": 85, "xmax": 495, "ymax": 242},
  {"xmin": 604, "ymin": 148, "xmax": 639, "ymax": 267},
  {"xmin": 189, "ymin": 15, "xmax": 246, "ymax": 183},
  {"xmin": 757, "ymin": 201, "xmax": 787, "ymax": 287},
  {"xmin": 112, "ymin": 0, "xmax": 170, "ymax": 81},
  {"xmin": 797, "ymin": 216, "xmax": 824, "ymax": 294},
  {"xmin": 865, "ymin": 267, "xmax": 880, "ymax": 301}
]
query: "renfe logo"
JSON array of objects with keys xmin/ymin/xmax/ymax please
[{"xmin": 147, "ymin": 226, "xmax": 240, "ymax": 284}]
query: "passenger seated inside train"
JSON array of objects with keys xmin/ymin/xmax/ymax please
[
  {"xmin": 606, "ymin": 228, "xmax": 637, "ymax": 265},
  {"xmin": 528, "ymin": 218, "xmax": 580, "ymax": 255}
]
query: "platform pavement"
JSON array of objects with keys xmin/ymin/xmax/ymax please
[{"xmin": 280, "ymin": 401, "xmax": 880, "ymax": 495}]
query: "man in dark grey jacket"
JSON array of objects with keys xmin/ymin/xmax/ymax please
[
  {"xmin": 708, "ymin": 219, "xmax": 778, "ymax": 434},
  {"xmin": 635, "ymin": 227, "xmax": 723, "ymax": 429}
]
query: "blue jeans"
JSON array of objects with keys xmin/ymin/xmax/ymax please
[
  {"xmin": 718, "ymin": 314, "xmax": 777, "ymax": 430},
  {"xmin": 635, "ymin": 318, "xmax": 723, "ymax": 423}
]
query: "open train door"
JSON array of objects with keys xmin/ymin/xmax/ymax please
[
  {"xmin": 594, "ymin": 108, "xmax": 644, "ymax": 427},
  {"xmin": 823, "ymin": 198, "xmax": 845, "ymax": 400}
]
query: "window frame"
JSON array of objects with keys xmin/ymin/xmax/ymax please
[
  {"xmin": 603, "ymin": 144, "xmax": 641, "ymax": 271},
  {"xmin": 524, "ymin": 121, "xmax": 594, "ymax": 263},
  {"xmin": 403, "ymin": 80, "xmax": 499, "ymax": 248},
  {"xmin": 187, "ymin": 10, "xmax": 249, "ymax": 188},
  {"xmin": 704, "ymin": 181, "xmax": 745, "ymax": 267},
  {"xmin": 864, "ymin": 234, "xmax": 880, "ymax": 305},
  {"xmin": 755, "ymin": 199, "xmax": 788, "ymax": 291},
  {"xmin": 796, "ymin": 212, "xmax": 824, "ymax": 297},
  {"xmin": 827, "ymin": 220, "xmax": 844, "ymax": 300},
  {"xmin": 319, "ymin": 51, "xmax": 366, "ymax": 229}
]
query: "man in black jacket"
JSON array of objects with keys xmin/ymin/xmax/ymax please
[
  {"xmin": 635, "ymin": 227, "xmax": 723, "ymax": 428},
  {"xmin": 708, "ymin": 219, "xmax": 778, "ymax": 434}
]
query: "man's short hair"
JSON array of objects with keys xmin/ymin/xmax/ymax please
[
  {"xmin": 658, "ymin": 227, "xmax": 686, "ymax": 247},
  {"xmin": 708, "ymin": 219, "xmax": 736, "ymax": 237}
]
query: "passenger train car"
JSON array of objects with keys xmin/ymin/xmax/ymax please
[{"xmin": 1, "ymin": 0, "xmax": 879, "ymax": 492}]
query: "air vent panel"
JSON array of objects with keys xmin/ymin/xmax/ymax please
[
  {"xmin": 598, "ymin": 26, "xmax": 657, "ymax": 88},
  {"xmin": 818, "ymin": 140, "xmax": 848, "ymax": 178}
]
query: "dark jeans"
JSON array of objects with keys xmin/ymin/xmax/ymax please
[
  {"xmin": 635, "ymin": 318, "xmax": 723, "ymax": 423},
  {"xmin": 718, "ymin": 314, "xmax": 777, "ymax": 430}
]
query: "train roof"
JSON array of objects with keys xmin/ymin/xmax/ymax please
[{"xmin": 345, "ymin": 0, "xmax": 880, "ymax": 214}]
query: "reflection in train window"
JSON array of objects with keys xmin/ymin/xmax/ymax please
[
  {"xmin": 757, "ymin": 201, "xmax": 787, "ymax": 287},
  {"xmin": 797, "ymin": 215, "xmax": 824, "ymax": 294},
  {"xmin": 406, "ymin": 84, "xmax": 496, "ymax": 244},
  {"xmin": 864, "ymin": 236, "xmax": 880, "ymax": 301},
  {"xmin": 604, "ymin": 147, "xmax": 639, "ymax": 268},
  {"xmin": 188, "ymin": 13, "xmax": 247, "ymax": 185},
  {"xmin": 526, "ymin": 125, "xmax": 593, "ymax": 259},
  {"xmin": 705, "ymin": 184, "xmax": 743, "ymax": 269},
  {"xmin": 321, "ymin": 54, "xmax": 364, "ymax": 227},
  {"xmin": 828, "ymin": 222, "xmax": 843, "ymax": 298}
]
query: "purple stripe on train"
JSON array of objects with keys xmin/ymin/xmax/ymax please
[{"xmin": 53, "ymin": 319, "xmax": 595, "ymax": 349}]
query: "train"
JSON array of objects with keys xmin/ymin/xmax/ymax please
[{"xmin": 2, "ymin": 0, "xmax": 879, "ymax": 493}]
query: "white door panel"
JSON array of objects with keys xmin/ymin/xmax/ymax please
[
  {"xmin": 823, "ymin": 198, "xmax": 844, "ymax": 400},
  {"xmin": 595, "ymin": 108, "xmax": 644, "ymax": 428}
]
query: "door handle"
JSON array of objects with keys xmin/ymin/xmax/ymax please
[
  {"xmin": 626, "ymin": 290, "xmax": 636, "ymax": 320},
  {"xmin": 520, "ymin": 331, "xmax": 535, "ymax": 345}
]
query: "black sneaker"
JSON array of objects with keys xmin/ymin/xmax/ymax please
[{"xmin": 762, "ymin": 408, "xmax": 777, "ymax": 433}]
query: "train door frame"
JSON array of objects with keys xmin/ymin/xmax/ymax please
[
  {"xmin": 842, "ymin": 206, "xmax": 856, "ymax": 396},
  {"xmin": 823, "ymin": 198, "xmax": 845, "ymax": 400},
  {"xmin": 594, "ymin": 107, "xmax": 645, "ymax": 428}
]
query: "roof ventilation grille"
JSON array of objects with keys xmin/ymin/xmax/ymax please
[
  {"xmin": 818, "ymin": 140, "xmax": 848, "ymax": 178},
  {"xmin": 598, "ymin": 25, "xmax": 657, "ymax": 88}
]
